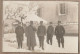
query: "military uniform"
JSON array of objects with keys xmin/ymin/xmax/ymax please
[
  {"xmin": 37, "ymin": 25, "xmax": 46, "ymax": 50},
  {"xmin": 25, "ymin": 25, "xmax": 36, "ymax": 50},
  {"xmin": 47, "ymin": 25, "xmax": 54, "ymax": 45},
  {"xmin": 55, "ymin": 25, "xmax": 65, "ymax": 48},
  {"xmin": 15, "ymin": 25, "xmax": 24, "ymax": 49},
  {"xmin": 25, "ymin": 21, "xmax": 36, "ymax": 50}
]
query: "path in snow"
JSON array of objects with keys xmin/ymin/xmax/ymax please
[{"xmin": 3, "ymin": 33, "xmax": 78, "ymax": 53}]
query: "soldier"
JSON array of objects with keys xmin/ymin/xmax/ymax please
[
  {"xmin": 25, "ymin": 21, "xmax": 36, "ymax": 51},
  {"xmin": 37, "ymin": 21, "xmax": 46, "ymax": 50},
  {"xmin": 15, "ymin": 22, "xmax": 24, "ymax": 49},
  {"xmin": 55, "ymin": 21, "xmax": 65, "ymax": 48},
  {"xmin": 47, "ymin": 22, "xmax": 54, "ymax": 45}
]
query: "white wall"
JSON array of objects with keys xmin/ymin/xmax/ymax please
[{"xmin": 38, "ymin": 1, "xmax": 78, "ymax": 34}]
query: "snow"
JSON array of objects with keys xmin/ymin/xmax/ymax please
[
  {"xmin": 3, "ymin": 33, "xmax": 78, "ymax": 53},
  {"xmin": 23, "ymin": 14, "xmax": 47, "ymax": 24}
]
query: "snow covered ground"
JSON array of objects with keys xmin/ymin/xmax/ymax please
[{"xmin": 2, "ymin": 33, "xmax": 78, "ymax": 53}]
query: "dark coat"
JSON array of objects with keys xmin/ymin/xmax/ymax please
[
  {"xmin": 37, "ymin": 25, "xmax": 46, "ymax": 36},
  {"xmin": 15, "ymin": 25, "xmax": 24, "ymax": 42},
  {"xmin": 55, "ymin": 25, "xmax": 65, "ymax": 38},
  {"xmin": 25, "ymin": 25, "xmax": 36, "ymax": 47},
  {"xmin": 47, "ymin": 25, "xmax": 54, "ymax": 36}
]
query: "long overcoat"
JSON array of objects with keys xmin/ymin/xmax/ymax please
[{"xmin": 25, "ymin": 25, "xmax": 36, "ymax": 47}]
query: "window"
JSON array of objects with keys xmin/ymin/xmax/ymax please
[
  {"xmin": 37, "ymin": 8, "xmax": 42, "ymax": 17},
  {"xmin": 58, "ymin": 3, "xmax": 66, "ymax": 15}
]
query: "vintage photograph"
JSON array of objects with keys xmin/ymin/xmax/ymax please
[{"xmin": 3, "ymin": 1, "xmax": 78, "ymax": 53}]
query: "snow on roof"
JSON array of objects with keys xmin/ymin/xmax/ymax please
[{"xmin": 23, "ymin": 14, "xmax": 47, "ymax": 24}]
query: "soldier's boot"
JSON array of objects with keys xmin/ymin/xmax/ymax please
[
  {"xmin": 42, "ymin": 41, "xmax": 44, "ymax": 50},
  {"xmin": 42, "ymin": 45, "xmax": 44, "ymax": 50},
  {"xmin": 42, "ymin": 47, "xmax": 44, "ymax": 50},
  {"xmin": 57, "ymin": 38, "xmax": 60, "ymax": 47},
  {"xmin": 21, "ymin": 42, "xmax": 22, "ymax": 49},
  {"xmin": 39, "ymin": 41, "xmax": 42, "ymax": 48},
  {"xmin": 47, "ymin": 38, "xmax": 49, "ymax": 44},
  {"xmin": 58, "ymin": 44, "xmax": 60, "ymax": 47},
  {"xmin": 61, "ymin": 37, "xmax": 64, "ymax": 48},
  {"xmin": 28, "ymin": 46, "xmax": 31, "ymax": 50},
  {"xmin": 17, "ymin": 46, "xmax": 20, "ymax": 49},
  {"xmin": 50, "ymin": 38, "xmax": 52, "ymax": 45},
  {"xmin": 58, "ymin": 41, "xmax": 60, "ymax": 47},
  {"xmin": 62, "ymin": 43, "xmax": 64, "ymax": 48},
  {"xmin": 17, "ymin": 42, "xmax": 20, "ymax": 49},
  {"xmin": 32, "ymin": 47, "xmax": 34, "ymax": 51}
]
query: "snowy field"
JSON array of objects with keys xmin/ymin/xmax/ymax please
[{"xmin": 2, "ymin": 33, "xmax": 78, "ymax": 53}]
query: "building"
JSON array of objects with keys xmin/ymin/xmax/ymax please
[{"xmin": 36, "ymin": 1, "xmax": 78, "ymax": 35}]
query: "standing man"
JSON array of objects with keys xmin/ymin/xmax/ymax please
[
  {"xmin": 55, "ymin": 21, "xmax": 65, "ymax": 48},
  {"xmin": 25, "ymin": 21, "xmax": 36, "ymax": 51},
  {"xmin": 47, "ymin": 22, "xmax": 54, "ymax": 45},
  {"xmin": 15, "ymin": 22, "xmax": 24, "ymax": 49},
  {"xmin": 37, "ymin": 21, "xmax": 46, "ymax": 50}
]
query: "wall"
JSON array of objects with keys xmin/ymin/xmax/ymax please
[{"xmin": 38, "ymin": 1, "xmax": 78, "ymax": 34}]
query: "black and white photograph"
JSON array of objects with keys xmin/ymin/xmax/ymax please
[{"xmin": 3, "ymin": 1, "xmax": 78, "ymax": 53}]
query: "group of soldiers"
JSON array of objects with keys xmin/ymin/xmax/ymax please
[{"xmin": 15, "ymin": 21, "xmax": 65, "ymax": 51}]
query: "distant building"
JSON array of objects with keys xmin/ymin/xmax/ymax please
[{"xmin": 36, "ymin": 1, "xmax": 78, "ymax": 35}]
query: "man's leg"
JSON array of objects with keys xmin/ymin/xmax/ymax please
[
  {"xmin": 39, "ymin": 36, "xmax": 41, "ymax": 47},
  {"xmin": 42, "ymin": 36, "xmax": 44, "ymax": 50},
  {"xmin": 17, "ymin": 41, "xmax": 20, "ymax": 49},
  {"xmin": 28, "ymin": 45, "xmax": 31, "ymax": 50},
  {"xmin": 32, "ymin": 46, "xmax": 34, "ymax": 51},
  {"xmin": 47, "ymin": 36, "xmax": 49, "ymax": 44},
  {"xmin": 20, "ymin": 41, "xmax": 23, "ymax": 49},
  {"xmin": 28, "ymin": 41, "xmax": 31, "ymax": 50},
  {"xmin": 62, "ymin": 42, "xmax": 64, "ymax": 48},
  {"xmin": 47, "ymin": 34, "xmax": 50, "ymax": 44},
  {"xmin": 17, "ymin": 38, "xmax": 20, "ymax": 49},
  {"xmin": 61, "ymin": 37, "xmax": 64, "ymax": 48},
  {"xmin": 50, "ymin": 37, "xmax": 52, "ymax": 45},
  {"xmin": 57, "ymin": 37, "xmax": 60, "ymax": 47}
]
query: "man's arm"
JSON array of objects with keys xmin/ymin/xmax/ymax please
[
  {"xmin": 62, "ymin": 26, "xmax": 65, "ymax": 35},
  {"xmin": 52, "ymin": 27, "xmax": 54, "ymax": 35},
  {"xmin": 44, "ymin": 26, "xmax": 46, "ymax": 35},
  {"xmin": 55, "ymin": 26, "xmax": 57, "ymax": 39},
  {"xmin": 37, "ymin": 26, "xmax": 40, "ymax": 36},
  {"xmin": 47, "ymin": 26, "xmax": 49, "ymax": 34},
  {"xmin": 25, "ymin": 27, "xmax": 28, "ymax": 37},
  {"xmin": 55, "ymin": 26, "xmax": 57, "ymax": 35}
]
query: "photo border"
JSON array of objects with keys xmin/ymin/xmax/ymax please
[{"xmin": 0, "ymin": 0, "xmax": 79, "ymax": 54}]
